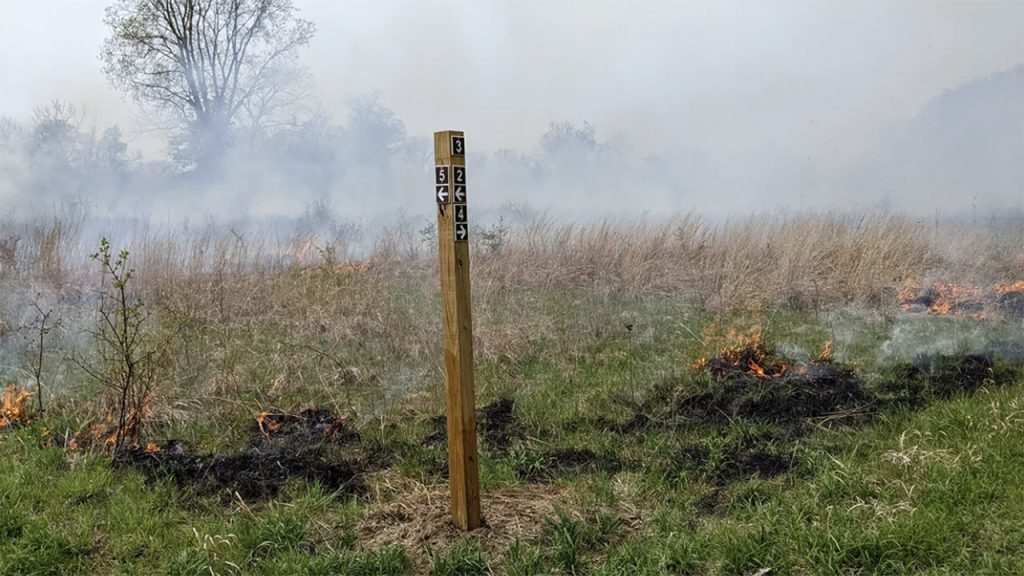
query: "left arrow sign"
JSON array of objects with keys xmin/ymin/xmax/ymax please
[{"xmin": 436, "ymin": 185, "xmax": 450, "ymax": 203}]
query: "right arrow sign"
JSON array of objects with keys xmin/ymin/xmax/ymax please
[{"xmin": 455, "ymin": 223, "xmax": 468, "ymax": 242}]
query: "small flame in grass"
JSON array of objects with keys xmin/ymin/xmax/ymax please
[
  {"xmin": 927, "ymin": 283, "xmax": 983, "ymax": 316},
  {"xmin": 695, "ymin": 328, "xmax": 834, "ymax": 379},
  {"xmin": 816, "ymin": 340, "xmax": 833, "ymax": 363},
  {"xmin": 995, "ymin": 280, "xmax": 1024, "ymax": 296},
  {"xmin": 704, "ymin": 329, "xmax": 790, "ymax": 379},
  {"xmin": 336, "ymin": 260, "xmax": 372, "ymax": 274},
  {"xmin": 256, "ymin": 411, "xmax": 282, "ymax": 436},
  {"xmin": 898, "ymin": 278, "xmax": 1022, "ymax": 318},
  {"xmin": 898, "ymin": 278, "xmax": 920, "ymax": 311},
  {"xmin": 144, "ymin": 442, "xmax": 161, "ymax": 453},
  {"xmin": 0, "ymin": 384, "xmax": 33, "ymax": 428},
  {"xmin": 747, "ymin": 360, "xmax": 766, "ymax": 378}
]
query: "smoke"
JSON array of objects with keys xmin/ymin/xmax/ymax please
[{"xmin": 1, "ymin": 0, "xmax": 1021, "ymax": 224}]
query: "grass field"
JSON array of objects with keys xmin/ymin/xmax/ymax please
[{"xmin": 0, "ymin": 213, "xmax": 1022, "ymax": 574}]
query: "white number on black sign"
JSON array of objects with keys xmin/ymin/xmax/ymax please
[
  {"xmin": 454, "ymin": 167, "xmax": 465, "ymax": 184},
  {"xmin": 435, "ymin": 166, "xmax": 448, "ymax": 184},
  {"xmin": 455, "ymin": 204, "xmax": 467, "ymax": 224},
  {"xmin": 455, "ymin": 223, "xmax": 468, "ymax": 242},
  {"xmin": 451, "ymin": 136, "xmax": 465, "ymax": 157}
]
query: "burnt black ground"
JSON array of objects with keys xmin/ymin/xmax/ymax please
[
  {"xmin": 118, "ymin": 444, "xmax": 364, "ymax": 500},
  {"xmin": 119, "ymin": 352, "xmax": 1021, "ymax": 500},
  {"xmin": 119, "ymin": 408, "xmax": 366, "ymax": 500},
  {"xmin": 425, "ymin": 397, "xmax": 519, "ymax": 454}
]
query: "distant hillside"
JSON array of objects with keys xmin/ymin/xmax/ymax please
[{"xmin": 863, "ymin": 65, "xmax": 1023, "ymax": 211}]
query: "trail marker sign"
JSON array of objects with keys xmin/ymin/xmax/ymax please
[{"xmin": 433, "ymin": 130, "xmax": 480, "ymax": 531}]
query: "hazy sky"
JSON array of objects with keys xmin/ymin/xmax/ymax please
[{"xmin": 1, "ymin": 0, "xmax": 1022, "ymax": 214}]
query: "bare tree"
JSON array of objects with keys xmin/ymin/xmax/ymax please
[
  {"xmin": 27, "ymin": 297, "xmax": 56, "ymax": 415},
  {"xmin": 101, "ymin": 0, "xmax": 316, "ymax": 165}
]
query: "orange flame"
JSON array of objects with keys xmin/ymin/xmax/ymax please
[
  {"xmin": 897, "ymin": 278, "xmax": 920, "ymax": 311},
  {"xmin": 144, "ymin": 442, "xmax": 161, "ymax": 453},
  {"xmin": 816, "ymin": 341, "xmax": 833, "ymax": 363},
  {"xmin": 0, "ymin": 384, "xmax": 33, "ymax": 428},
  {"xmin": 706, "ymin": 329, "xmax": 789, "ymax": 378},
  {"xmin": 748, "ymin": 360, "xmax": 766, "ymax": 377},
  {"xmin": 336, "ymin": 260, "xmax": 372, "ymax": 274},
  {"xmin": 995, "ymin": 280, "xmax": 1024, "ymax": 296},
  {"xmin": 256, "ymin": 411, "xmax": 282, "ymax": 436},
  {"xmin": 927, "ymin": 283, "xmax": 983, "ymax": 316}
]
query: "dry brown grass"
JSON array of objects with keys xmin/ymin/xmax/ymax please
[
  {"xmin": 3, "ymin": 211, "xmax": 1019, "ymax": 306},
  {"xmin": 477, "ymin": 213, "xmax": 960, "ymax": 308},
  {"xmin": 0, "ymin": 210, "xmax": 1019, "ymax": 438},
  {"xmin": 360, "ymin": 473, "xmax": 564, "ymax": 572}
]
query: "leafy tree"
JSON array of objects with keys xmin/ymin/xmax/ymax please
[{"xmin": 101, "ymin": 0, "xmax": 316, "ymax": 168}]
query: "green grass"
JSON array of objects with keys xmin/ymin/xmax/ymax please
[{"xmin": 2, "ymin": 294, "xmax": 1023, "ymax": 574}]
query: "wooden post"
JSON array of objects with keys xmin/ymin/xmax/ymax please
[{"xmin": 434, "ymin": 130, "xmax": 480, "ymax": 530}]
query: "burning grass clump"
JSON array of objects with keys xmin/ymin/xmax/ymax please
[
  {"xmin": 898, "ymin": 278, "xmax": 1024, "ymax": 318},
  {"xmin": 995, "ymin": 280, "xmax": 1024, "ymax": 318},
  {"xmin": 118, "ymin": 407, "xmax": 367, "ymax": 500},
  {"xmin": 0, "ymin": 385, "xmax": 33, "ymax": 429},
  {"xmin": 253, "ymin": 407, "xmax": 359, "ymax": 449},
  {"xmin": 687, "ymin": 333, "xmax": 873, "ymax": 429}
]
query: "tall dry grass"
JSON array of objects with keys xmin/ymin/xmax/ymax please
[
  {"xmin": 475, "ymin": 212, "xmax": 1019, "ymax": 308},
  {"xmin": 1, "ymin": 211, "xmax": 1020, "ymax": 306},
  {"xmin": 0, "ymin": 210, "xmax": 1019, "ymax": 437}
]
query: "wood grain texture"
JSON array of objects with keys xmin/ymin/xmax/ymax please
[{"xmin": 434, "ymin": 130, "xmax": 481, "ymax": 531}]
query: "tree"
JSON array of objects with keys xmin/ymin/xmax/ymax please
[{"xmin": 101, "ymin": 0, "xmax": 316, "ymax": 167}]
